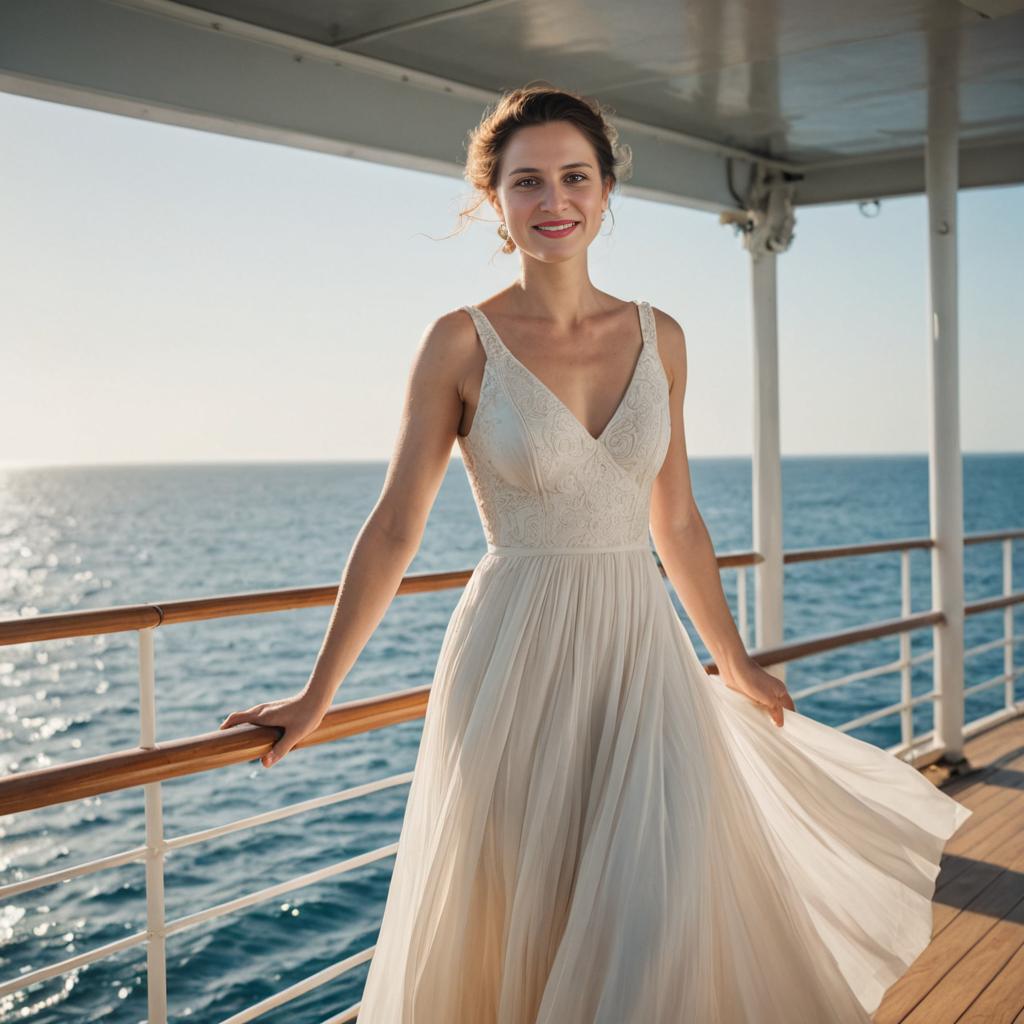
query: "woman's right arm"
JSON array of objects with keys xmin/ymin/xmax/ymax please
[{"xmin": 219, "ymin": 309, "xmax": 479, "ymax": 766}]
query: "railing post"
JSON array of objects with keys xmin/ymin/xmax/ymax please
[
  {"xmin": 138, "ymin": 627, "xmax": 168, "ymax": 1024},
  {"xmin": 925, "ymin": 47, "xmax": 967, "ymax": 763},
  {"xmin": 900, "ymin": 550, "xmax": 913, "ymax": 747},
  {"xmin": 1005, "ymin": 539, "xmax": 1015, "ymax": 709},
  {"xmin": 736, "ymin": 566, "xmax": 748, "ymax": 648}
]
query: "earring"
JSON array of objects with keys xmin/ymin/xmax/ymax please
[{"xmin": 497, "ymin": 222, "xmax": 509, "ymax": 240}]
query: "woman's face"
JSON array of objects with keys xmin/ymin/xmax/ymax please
[{"xmin": 490, "ymin": 120, "xmax": 610, "ymax": 260}]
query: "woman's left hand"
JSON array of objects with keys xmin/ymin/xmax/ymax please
[{"xmin": 720, "ymin": 657, "xmax": 795, "ymax": 727}]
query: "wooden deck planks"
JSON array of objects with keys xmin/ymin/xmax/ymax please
[{"xmin": 873, "ymin": 714, "xmax": 1024, "ymax": 1023}]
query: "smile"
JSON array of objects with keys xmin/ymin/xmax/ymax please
[{"xmin": 532, "ymin": 221, "xmax": 579, "ymax": 237}]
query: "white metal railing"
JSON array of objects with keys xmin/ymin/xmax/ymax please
[
  {"xmin": 728, "ymin": 533, "xmax": 1023, "ymax": 762},
  {"xmin": 953, "ymin": 536, "xmax": 1024, "ymax": 738},
  {"xmin": 736, "ymin": 562, "xmax": 748, "ymax": 646},
  {"xmin": 2, "ymin": 529, "xmax": 1022, "ymax": 1022},
  {"xmin": 726, "ymin": 557, "xmax": 945, "ymax": 762},
  {"xmin": 0, "ymin": 732, "xmax": 411, "ymax": 1018}
]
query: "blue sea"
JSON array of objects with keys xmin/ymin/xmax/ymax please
[{"xmin": 2, "ymin": 454, "xmax": 1022, "ymax": 1022}]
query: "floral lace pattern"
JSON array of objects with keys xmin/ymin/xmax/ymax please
[{"xmin": 457, "ymin": 300, "xmax": 671, "ymax": 550}]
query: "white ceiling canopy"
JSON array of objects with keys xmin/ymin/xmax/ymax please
[{"xmin": 1, "ymin": 0, "xmax": 1022, "ymax": 212}]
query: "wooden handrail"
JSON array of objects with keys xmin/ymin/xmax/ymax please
[
  {"xmin": 965, "ymin": 590, "xmax": 1024, "ymax": 616},
  {"xmin": 0, "ymin": 554, "xmax": 755, "ymax": 646},
  {"xmin": 0, "ymin": 685, "xmax": 431, "ymax": 816},
  {"xmin": 783, "ymin": 536, "xmax": 935, "ymax": 563},
  {"xmin": 705, "ymin": 608, "xmax": 946, "ymax": 673},
  {"xmin": 709, "ymin": 547, "xmax": 763, "ymax": 569},
  {"xmin": 964, "ymin": 528, "xmax": 1024, "ymax": 545},
  {"xmin": 1, "ymin": 605, "xmax": 961, "ymax": 817},
  {"xmin": 0, "ymin": 529, "xmax": 1018, "ymax": 818},
  {"xmin": 0, "ymin": 570, "xmax": 477, "ymax": 646},
  {"xmin": 1, "ymin": 526, "xmax": 1019, "ymax": 648}
]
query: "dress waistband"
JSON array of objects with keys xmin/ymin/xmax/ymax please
[{"xmin": 486, "ymin": 541, "xmax": 651, "ymax": 556}]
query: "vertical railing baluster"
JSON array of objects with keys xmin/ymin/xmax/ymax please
[
  {"xmin": 1004, "ymin": 538, "xmax": 1015, "ymax": 709},
  {"xmin": 900, "ymin": 549, "xmax": 913, "ymax": 747},
  {"xmin": 138, "ymin": 627, "xmax": 168, "ymax": 1023},
  {"xmin": 737, "ymin": 566, "xmax": 748, "ymax": 648}
]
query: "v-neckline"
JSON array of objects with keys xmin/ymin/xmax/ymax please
[{"xmin": 469, "ymin": 300, "xmax": 648, "ymax": 445}]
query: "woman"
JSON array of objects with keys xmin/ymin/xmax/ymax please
[{"xmin": 220, "ymin": 84, "xmax": 971, "ymax": 1022}]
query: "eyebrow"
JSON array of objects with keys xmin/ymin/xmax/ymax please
[{"xmin": 506, "ymin": 161, "xmax": 594, "ymax": 176}]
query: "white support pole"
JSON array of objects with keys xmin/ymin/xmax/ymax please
[
  {"xmin": 750, "ymin": 252, "xmax": 785, "ymax": 679},
  {"xmin": 925, "ymin": 43, "xmax": 967, "ymax": 763}
]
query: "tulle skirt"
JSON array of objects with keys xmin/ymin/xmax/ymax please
[{"xmin": 355, "ymin": 547, "xmax": 972, "ymax": 1023}]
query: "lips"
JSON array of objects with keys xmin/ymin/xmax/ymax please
[{"xmin": 532, "ymin": 221, "xmax": 580, "ymax": 237}]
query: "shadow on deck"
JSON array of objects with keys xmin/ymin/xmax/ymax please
[{"xmin": 875, "ymin": 713, "xmax": 1024, "ymax": 1022}]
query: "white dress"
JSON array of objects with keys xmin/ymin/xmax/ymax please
[{"xmin": 355, "ymin": 299, "xmax": 972, "ymax": 1023}]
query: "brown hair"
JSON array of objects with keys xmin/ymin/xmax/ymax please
[{"xmin": 455, "ymin": 81, "xmax": 632, "ymax": 256}]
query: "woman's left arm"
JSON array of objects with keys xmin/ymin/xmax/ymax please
[{"xmin": 648, "ymin": 308, "xmax": 795, "ymax": 727}]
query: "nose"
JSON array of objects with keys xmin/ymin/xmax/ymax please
[{"xmin": 539, "ymin": 181, "xmax": 571, "ymax": 213}]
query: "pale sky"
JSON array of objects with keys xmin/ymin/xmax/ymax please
[{"xmin": 2, "ymin": 90, "xmax": 1020, "ymax": 466}]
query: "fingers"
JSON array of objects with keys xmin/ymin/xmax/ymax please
[
  {"xmin": 219, "ymin": 710, "xmax": 255, "ymax": 729},
  {"xmin": 219, "ymin": 703, "xmax": 268, "ymax": 730},
  {"xmin": 770, "ymin": 686, "xmax": 794, "ymax": 727},
  {"xmin": 218, "ymin": 707, "xmax": 296, "ymax": 767},
  {"xmin": 263, "ymin": 739, "xmax": 294, "ymax": 768}
]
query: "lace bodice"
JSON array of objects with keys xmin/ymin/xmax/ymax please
[{"xmin": 457, "ymin": 300, "xmax": 671, "ymax": 553}]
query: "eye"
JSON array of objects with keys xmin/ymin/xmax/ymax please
[{"xmin": 513, "ymin": 173, "xmax": 589, "ymax": 188}]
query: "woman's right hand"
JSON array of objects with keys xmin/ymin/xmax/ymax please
[{"xmin": 218, "ymin": 690, "xmax": 329, "ymax": 768}]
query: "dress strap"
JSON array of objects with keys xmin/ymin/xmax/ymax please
[
  {"xmin": 462, "ymin": 305, "xmax": 503, "ymax": 363},
  {"xmin": 635, "ymin": 299, "xmax": 655, "ymax": 349}
]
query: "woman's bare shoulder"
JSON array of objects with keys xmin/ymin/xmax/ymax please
[
  {"xmin": 410, "ymin": 307, "xmax": 484, "ymax": 398},
  {"xmin": 419, "ymin": 306, "xmax": 482, "ymax": 359},
  {"xmin": 648, "ymin": 304, "xmax": 686, "ymax": 342}
]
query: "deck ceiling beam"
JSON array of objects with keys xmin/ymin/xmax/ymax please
[
  {"xmin": 3, "ymin": 0, "xmax": 1020, "ymax": 217},
  {"xmin": 0, "ymin": 0, "xmax": 751, "ymax": 215}
]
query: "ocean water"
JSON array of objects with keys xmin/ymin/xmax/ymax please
[{"xmin": 2, "ymin": 454, "xmax": 1021, "ymax": 1022}]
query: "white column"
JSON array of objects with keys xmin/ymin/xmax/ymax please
[
  {"xmin": 751, "ymin": 252, "xmax": 785, "ymax": 676},
  {"xmin": 926, "ymin": 46, "xmax": 967, "ymax": 761}
]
